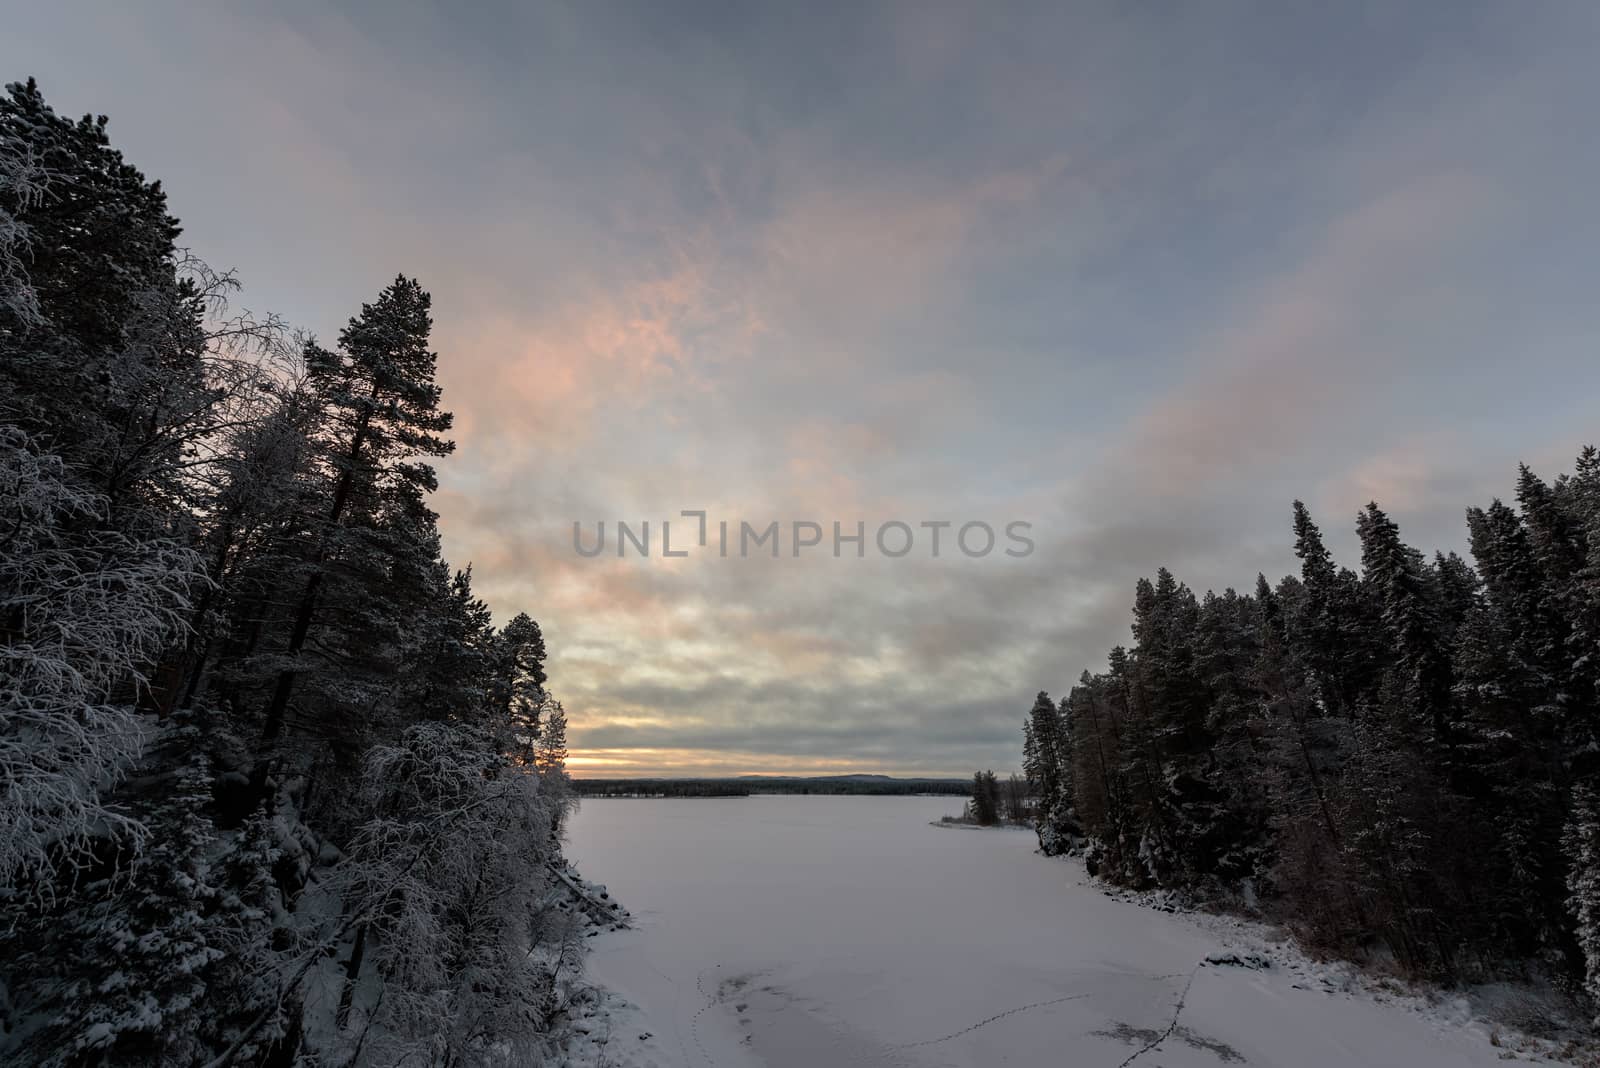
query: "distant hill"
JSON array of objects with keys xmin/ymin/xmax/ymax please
[
  {"xmin": 736, "ymin": 773, "xmax": 901, "ymax": 782},
  {"xmin": 572, "ymin": 774, "xmax": 970, "ymax": 798}
]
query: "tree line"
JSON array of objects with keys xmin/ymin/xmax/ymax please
[
  {"xmin": 575, "ymin": 779, "xmax": 754, "ymax": 798},
  {"xmin": 0, "ymin": 78, "xmax": 585, "ymax": 1065},
  {"xmin": 572, "ymin": 776, "xmax": 974, "ymax": 798},
  {"xmin": 1023, "ymin": 459, "xmax": 1600, "ymax": 1004}
]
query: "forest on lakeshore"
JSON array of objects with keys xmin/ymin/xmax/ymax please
[
  {"xmin": 0, "ymin": 78, "xmax": 593, "ymax": 1066},
  {"xmin": 1022, "ymin": 467, "xmax": 1600, "ymax": 1004},
  {"xmin": 572, "ymin": 775, "xmax": 971, "ymax": 798}
]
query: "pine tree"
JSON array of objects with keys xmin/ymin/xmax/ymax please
[
  {"xmin": 1256, "ymin": 595, "xmax": 1364, "ymax": 947},
  {"xmin": 258, "ymin": 277, "xmax": 454, "ymax": 748},
  {"xmin": 970, "ymin": 770, "xmax": 1001, "ymax": 826},
  {"xmin": 397, "ymin": 563, "xmax": 498, "ymax": 725},
  {"xmin": 0, "ymin": 79, "xmax": 183, "ymax": 457},
  {"xmin": 1195, "ymin": 587, "xmax": 1270, "ymax": 880},
  {"xmin": 536, "ymin": 697, "xmax": 569, "ymax": 778},
  {"xmin": 0, "ymin": 119, "xmax": 45, "ymax": 325},
  {"xmin": 1457, "ymin": 496, "xmax": 1580, "ymax": 963},
  {"xmin": 1568, "ymin": 785, "xmax": 1600, "ymax": 1022},
  {"xmin": 1290, "ymin": 501, "xmax": 1378, "ymax": 715},
  {"xmin": 1357, "ymin": 503, "xmax": 1452, "ymax": 747},
  {"xmin": 499, "ymin": 612, "xmax": 548, "ymax": 695},
  {"xmin": 1021, "ymin": 691, "xmax": 1078, "ymax": 853},
  {"xmin": 1433, "ymin": 550, "xmax": 1480, "ymax": 649},
  {"xmin": 492, "ymin": 612, "xmax": 549, "ymax": 762},
  {"xmin": 205, "ymin": 809, "xmax": 293, "ymax": 1061},
  {"xmin": 1064, "ymin": 673, "xmax": 1120, "ymax": 870},
  {"xmin": 1572, "ymin": 448, "xmax": 1600, "ymax": 740}
]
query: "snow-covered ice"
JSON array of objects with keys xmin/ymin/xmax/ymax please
[{"xmin": 565, "ymin": 795, "xmax": 1558, "ymax": 1067}]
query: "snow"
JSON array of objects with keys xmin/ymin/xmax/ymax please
[{"xmin": 566, "ymin": 795, "xmax": 1563, "ymax": 1067}]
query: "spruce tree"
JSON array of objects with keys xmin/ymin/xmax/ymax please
[
  {"xmin": 1356, "ymin": 503, "xmax": 1452, "ymax": 747},
  {"xmin": 1289, "ymin": 501, "xmax": 1377, "ymax": 715},
  {"xmin": 970, "ymin": 771, "xmax": 1000, "ymax": 825},
  {"xmin": 38, "ymin": 747, "xmax": 224, "ymax": 1066},
  {"xmin": 1568, "ymin": 785, "xmax": 1600, "ymax": 1022},
  {"xmin": 1022, "ymin": 692, "xmax": 1060, "ymax": 834}
]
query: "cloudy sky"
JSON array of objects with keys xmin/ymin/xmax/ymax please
[{"xmin": 13, "ymin": 2, "xmax": 1600, "ymax": 776}]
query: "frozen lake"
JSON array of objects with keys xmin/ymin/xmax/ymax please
[{"xmin": 566, "ymin": 795, "xmax": 1538, "ymax": 1067}]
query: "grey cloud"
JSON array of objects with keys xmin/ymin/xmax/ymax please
[{"xmin": 13, "ymin": 1, "xmax": 1600, "ymax": 773}]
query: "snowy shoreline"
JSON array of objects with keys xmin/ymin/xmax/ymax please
[{"xmin": 1080, "ymin": 871, "xmax": 1598, "ymax": 1066}]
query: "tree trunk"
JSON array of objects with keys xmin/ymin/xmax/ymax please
[
  {"xmin": 259, "ymin": 406, "xmax": 372, "ymax": 745},
  {"xmin": 335, "ymin": 922, "xmax": 368, "ymax": 1031}
]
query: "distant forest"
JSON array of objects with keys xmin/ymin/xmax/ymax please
[
  {"xmin": 1022, "ymin": 465, "xmax": 1600, "ymax": 1004},
  {"xmin": 574, "ymin": 775, "xmax": 971, "ymax": 798}
]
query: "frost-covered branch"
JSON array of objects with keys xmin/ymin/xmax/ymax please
[{"xmin": 0, "ymin": 428, "xmax": 204, "ymax": 890}]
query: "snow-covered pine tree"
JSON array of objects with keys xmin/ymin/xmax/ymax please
[
  {"xmin": 1468, "ymin": 500, "xmax": 1560, "ymax": 721},
  {"xmin": 969, "ymin": 770, "xmax": 1001, "ymax": 825},
  {"xmin": 1255, "ymin": 598, "xmax": 1365, "ymax": 950},
  {"xmin": 492, "ymin": 611, "xmax": 549, "ymax": 760},
  {"xmin": 1022, "ymin": 690, "xmax": 1073, "ymax": 851},
  {"xmin": 1356, "ymin": 503, "xmax": 1453, "ymax": 746},
  {"xmin": 1458, "ymin": 496, "xmax": 1580, "ymax": 960},
  {"xmin": 0, "ymin": 79, "xmax": 182, "ymax": 461},
  {"xmin": 0, "ymin": 115, "xmax": 44, "ymax": 327},
  {"xmin": 535, "ymin": 697, "xmax": 574, "ymax": 838},
  {"xmin": 1432, "ymin": 550, "xmax": 1481, "ymax": 651},
  {"xmin": 24, "ymin": 737, "xmax": 224, "ymax": 1066},
  {"xmin": 1064, "ymin": 673, "xmax": 1121, "ymax": 869},
  {"xmin": 500, "ymin": 611, "xmax": 549, "ymax": 696},
  {"xmin": 1194, "ymin": 587, "xmax": 1270, "ymax": 882},
  {"xmin": 395, "ymin": 563, "xmax": 498, "ymax": 726},
  {"xmin": 536, "ymin": 696, "xmax": 570, "ymax": 778},
  {"xmin": 0, "ymin": 82, "xmax": 269, "ymax": 544},
  {"xmin": 1565, "ymin": 784, "xmax": 1600, "ymax": 1022},
  {"xmin": 257, "ymin": 276, "xmax": 455, "ymax": 748},
  {"xmin": 203, "ymin": 808, "xmax": 294, "ymax": 1062},
  {"xmin": 1570, "ymin": 448, "xmax": 1600, "ymax": 724},
  {"xmin": 1289, "ymin": 501, "xmax": 1380, "ymax": 716}
]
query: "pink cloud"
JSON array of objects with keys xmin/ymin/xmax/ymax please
[{"xmin": 1119, "ymin": 171, "xmax": 1494, "ymax": 494}]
